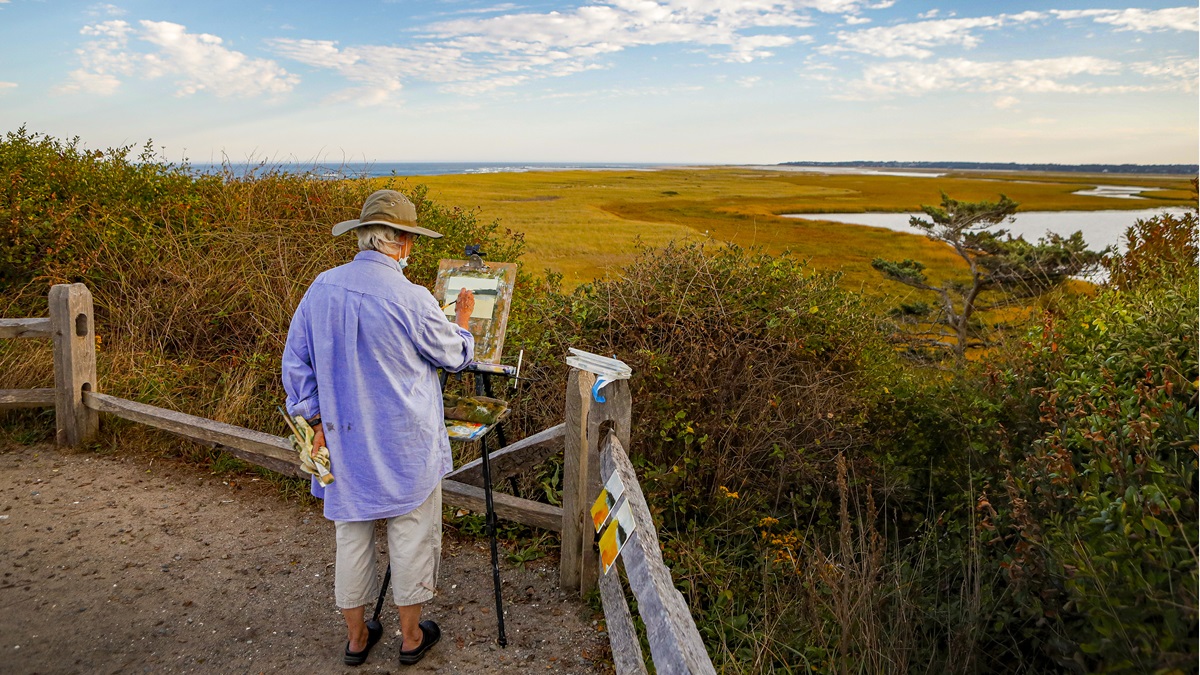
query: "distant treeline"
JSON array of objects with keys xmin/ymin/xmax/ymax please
[{"xmin": 781, "ymin": 160, "xmax": 1199, "ymax": 175}]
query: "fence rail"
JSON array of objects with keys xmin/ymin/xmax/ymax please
[
  {"xmin": 82, "ymin": 390, "xmax": 303, "ymax": 477},
  {"xmin": 599, "ymin": 432, "xmax": 715, "ymax": 674},
  {"xmin": 0, "ymin": 388, "xmax": 55, "ymax": 408},
  {"xmin": 1, "ymin": 282, "xmax": 714, "ymax": 673},
  {"xmin": 0, "ymin": 318, "xmax": 52, "ymax": 339}
]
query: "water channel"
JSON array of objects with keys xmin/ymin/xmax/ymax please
[{"xmin": 782, "ymin": 207, "xmax": 1193, "ymax": 253}]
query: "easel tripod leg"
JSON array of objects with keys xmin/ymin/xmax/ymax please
[
  {"xmin": 479, "ymin": 429, "xmax": 508, "ymax": 647},
  {"xmin": 480, "ymin": 375, "xmax": 520, "ymax": 494},
  {"xmin": 371, "ymin": 564, "xmax": 392, "ymax": 624}
]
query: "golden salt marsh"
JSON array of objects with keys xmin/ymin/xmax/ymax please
[{"xmin": 400, "ymin": 167, "xmax": 1193, "ymax": 289}]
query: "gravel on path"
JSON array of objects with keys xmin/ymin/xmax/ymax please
[{"xmin": 0, "ymin": 441, "xmax": 611, "ymax": 674}]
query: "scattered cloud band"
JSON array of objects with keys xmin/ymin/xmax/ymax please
[
  {"xmin": 52, "ymin": 2, "xmax": 1200, "ymax": 107},
  {"xmin": 845, "ymin": 55, "xmax": 1197, "ymax": 98},
  {"xmin": 58, "ymin": 19, "xmax": 297, "ymax": 97}
]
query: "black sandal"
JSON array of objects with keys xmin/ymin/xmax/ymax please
[
  {"xmin": 398, "ymin": 620, "xmax": 441, "ymax": 666},
  {"xmin": 343, "ymin": 619, "xmax": 383, "ymax": 666}
]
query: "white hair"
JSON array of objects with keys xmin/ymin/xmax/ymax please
[{"xmin": 355, "ymin": 224, "xmax": 408, "ymax": 255}]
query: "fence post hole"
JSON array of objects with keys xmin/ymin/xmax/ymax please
[
  {"xmin": 579, "ymin": 378, "xmax": 631, "ymax": 596},
  {"xmin": 560, "ymin": 368, "xmax": 593, "ymax": 592},
  {"xmin": 50, "ymin": 283, "xmax": 98, "ymax": 447}
]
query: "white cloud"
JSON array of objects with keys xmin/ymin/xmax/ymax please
[
  {"xmin": 844, "ymin": 56, "xmax": 1140, "ymax": 98},
  {"xmin": 738, "ymin": 75, "xmax": 762, "ymax": 87},
  {"xmin": 725, "ymin": 34, "xmax": 798, "ymax": 63},
  {"xmin": 58, "ymin": 20, "xmax": 136, "ymax": 95},
  {"xmin": 271, "ymin": 1, "xmax": 893, "ymax": 101},
  {"xmin": 0, "ymin": 81, "xmax": 16, "ymax": 90},
  {"xmin": 269, "ymin": 38, "xmax": 480, "ymax": 103},
  {"xmin": 87, "ymin": 3, "xmax": 125, "ymax": 17},
  {"xmin": 844, "ymin": 52, "xmax": 1198, "ymax": 99},
  {"xmin": 58, "ymin": 19, "xmax": 298, "ymax": 98},
  {"xmin": 1052, "ymin": 7, "xmax": 1198, "ymax": 33},
  {"xmin": 435, "ymin": 3, "xmax": 520, "ymax": 16},
  {"xmin": 994, "ymin": 95, "xmax": 1019, "ymax": 109},
  {"xmin": 821, "ymin": 12, "xmax": 1046, "ymax": 59},
  {"xmin": 1130, "ymin": 56, "xmax": 1200, "ymax": 91},
  {"xmin": 844, "ymin": 15, "xmax": 871, "ymax": 25},
  {"xmin": 918, "ymin": 9, "xmax": 939, "ymax": 20},
  {"xmin": 137, "ymin": 21, "xmax": 298, "ymax": 96},
  {"xmin": 425, "ymin": 1, "xmax": 817, "ymax": 65}
]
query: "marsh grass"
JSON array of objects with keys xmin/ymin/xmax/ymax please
[
  {"xmin": 416, "ymin": 168, "xmax": 1179, "ymax": 362},
  {"xmin": 414, "ymin": 168, "xmax": 1191, "ymax": 286}
]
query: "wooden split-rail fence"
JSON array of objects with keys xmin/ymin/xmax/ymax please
[{"xmin": 0, "ymin": 283, "xmax": 715, "ymax": 675}]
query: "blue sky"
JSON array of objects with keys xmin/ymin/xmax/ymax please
[{"xmin": 0, "ymin": 1, "xmax": 1195, "ymax": 164}]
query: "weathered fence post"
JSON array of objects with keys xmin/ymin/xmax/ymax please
[
  {"xmin": 580, "ymin": 377, "xmax": 631, "ymax": 595},
  {"xmin": 50, "ymin": 283, "xmax": 98, "ymax": 447},
  {"xmin": 560, "ymin": 367, "xmax": 631, "ymax": 595},
  {"xmin": 561, "ymin": 369, "xmax": 592, "ymax": 592}
]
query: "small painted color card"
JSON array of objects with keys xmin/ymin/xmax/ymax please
[
  {"xmin": 590, "ymin": 471, "xmax": 626, "ymax": 532},
  {"xmin": 599, "ymin": 500, "xmax": 636, "ymax": 575}
]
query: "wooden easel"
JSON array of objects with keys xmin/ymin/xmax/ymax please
[{"xmin": 372, "ymin": 249, "xmax": 520, "ymax": 647}]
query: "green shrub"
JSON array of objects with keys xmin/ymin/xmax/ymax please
[
  {"xmin": 1106, "ymin": 204, "xmax": 1198, "ymax": 290},
  {"xmin": 574, "ymin": 242, "xmax": 898, "ymax": 503},
  {"xmin": 978, "ymin": 250, "xmax": 1198, "ymax": 672},
  {"xmin": 0, "ymin": 126, "xmax": 212, "ymax": 308}
]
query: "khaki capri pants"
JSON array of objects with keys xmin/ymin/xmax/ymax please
[{"xmin": 334, "ymin": 486, "xmax": 442, "ymax": 609}]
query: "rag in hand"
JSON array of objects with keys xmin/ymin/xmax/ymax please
[{"xmin": 279, "ymin": 408, "xmax": 334, "ymax": 485}]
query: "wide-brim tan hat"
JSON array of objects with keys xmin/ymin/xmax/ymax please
[{"xmin": 332, "ymin": 189, "xmax": 444, "ymax": 238}]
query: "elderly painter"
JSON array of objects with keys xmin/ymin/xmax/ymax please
[{"xmin": 282, "ymin": 189, "xmax": 475, "ymax": 667}]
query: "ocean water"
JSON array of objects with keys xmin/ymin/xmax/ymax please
[{"xmin": 191, "ymin": 161, "xmax": 665, "ymax": 178}]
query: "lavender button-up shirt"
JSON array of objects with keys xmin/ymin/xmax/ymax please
[{"xmin": 282, "ymin": 250, "xmax": 475, "ymax": 521}]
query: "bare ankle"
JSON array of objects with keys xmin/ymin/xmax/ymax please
[{"xmin": 348, "ymin": 624, "xmax": 369, "ymax": 651}]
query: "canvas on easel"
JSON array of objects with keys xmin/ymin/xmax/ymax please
[{"xmin": 433, "ymin": 256, "xmax": 518, "ymax": 365}]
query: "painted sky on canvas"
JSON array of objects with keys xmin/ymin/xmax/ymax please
[{"xmin": 0, "ymin": 1, "xmax": 1195, "ymax": 164}]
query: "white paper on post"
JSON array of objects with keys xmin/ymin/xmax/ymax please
[{"xmin": 565, "ymin": 348, "xmax": 632, "ymax": 403}]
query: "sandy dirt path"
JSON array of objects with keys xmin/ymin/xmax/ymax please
[{"xmin": 0, "ymin": 441, "xmax": 611, "ymax": 674}]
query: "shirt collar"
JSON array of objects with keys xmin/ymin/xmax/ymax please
[{"xmin": 354, "ymin": 249, "xmax": 403, "ymax": 273}]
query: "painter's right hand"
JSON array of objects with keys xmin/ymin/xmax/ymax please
[
  {"xmin": 455, "ymin": 288, "xmax": 475, "ymax": 329},
  {"xmin": 312, "ymin": 423, "xmax": 325, "ymax": 452}
]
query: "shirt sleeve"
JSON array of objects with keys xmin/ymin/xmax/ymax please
[
  {"xmin": 412, "ymin": 294, "xmax": 475, "ymax": 372},
  {"xmin": 282, "ymin": 296, "xmax": 321, "ymax": 421}
]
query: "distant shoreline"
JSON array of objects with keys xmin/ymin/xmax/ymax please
[
  {"xmin": 779, "ymin": 160, "xmax": 1199, "ymax": 175},
  {"xmin": 189, "ymin": 160, "xmax": 1199, "ymax": 179},
  {"xmin": 190, "ymin": 161, "xmax": 667, "ymax": 179}
]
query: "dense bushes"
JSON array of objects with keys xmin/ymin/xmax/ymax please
[
  {"xmin": 507, "ymin": 243, "xmax": 913, "ymax": 668},
  {"xmin": 516, "ymin": 242, "xmax": 900, "ymax": 497},
  {"xmin": 973, "ymin": 210, "xmax": 1198, "ymax": 672},
  {"xmin": 0, "ymin": 126, "xmax": 210, "ymax": 303},
  {"xmin": 522, "ymin": 210, "xmax": 1198, "ymax": 673}
]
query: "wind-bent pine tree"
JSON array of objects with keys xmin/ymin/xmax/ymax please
[{"xmin": 872, "ymin": 193, "xmax": 1105, "ymax": 360}]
